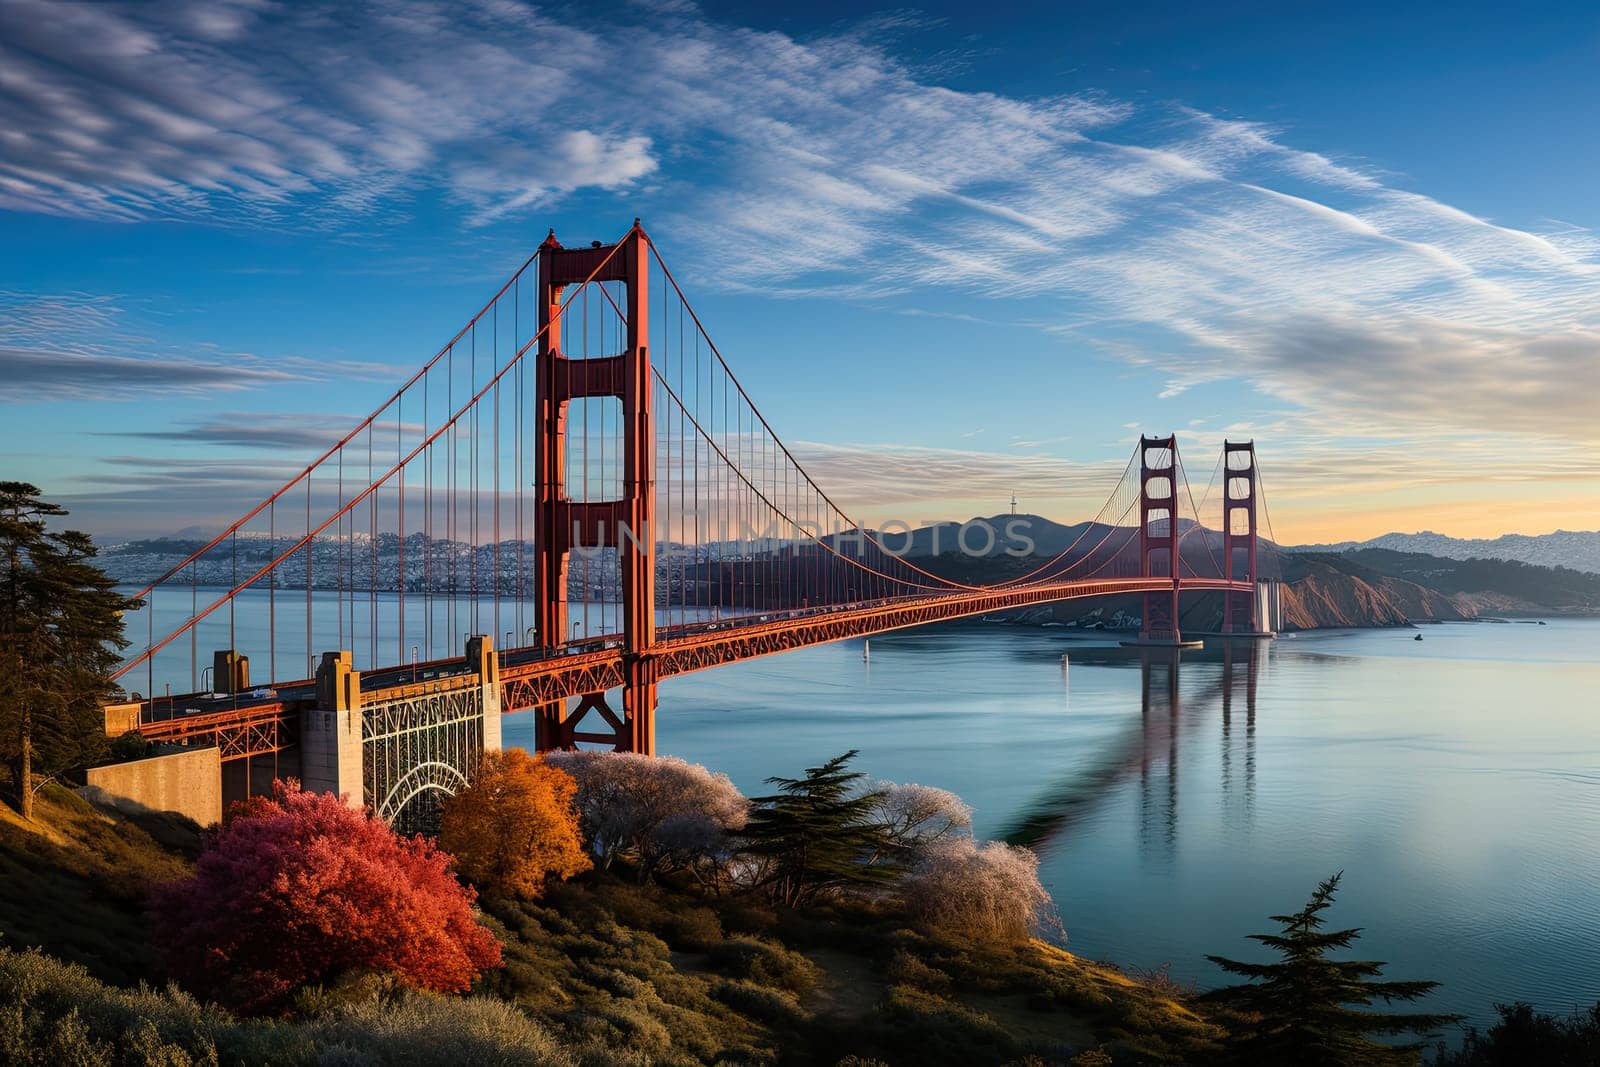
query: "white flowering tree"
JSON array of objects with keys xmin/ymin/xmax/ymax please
[
  {"xmin": 902, "ymin": 837, "xmax": 1055, "ymax": 942},
  {"xmin": 545, "ymin": 751, "xmax": 749, "ymax": 884},
  {"xmin": 868, "ymin": 781, "xmax": 973, "ymax": 860}
]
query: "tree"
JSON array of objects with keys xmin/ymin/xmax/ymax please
[
  {"xmin": 1433, "ymin": 1001, "xmax": 1600, "ymax": 1066},
  {"xmin": 546, "ymin": 750, "xmax": 748, "ymax": 883},
  {"xmin": 437, "ymin": 748, "xmax": 590, "ymax": 899},
  {"xmin": 903, "ymin": 837, "xmax": 1053, "ymax": 942},
  {"xmin": 1203, "ymin": 872, "xmax": 1459, "ymax": 1065},
  {"xmin": 149, "ymin": 780, "xmax": 502, "ymax": 1014},
  {"xmin": 0, "ymin": 483, "xmax": 139, "ymax": 820},
  {"xmin": 741, "ymin": 750, "xmax": 899, "ymax": 907},
  {"xmin": 869, "ymin": 781, "xmax": 972, "ymax": 861}
]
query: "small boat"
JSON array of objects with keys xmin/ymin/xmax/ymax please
[{"xmin": 1413, "ymin": 633, "xmax": 1424, "ymax": 641}]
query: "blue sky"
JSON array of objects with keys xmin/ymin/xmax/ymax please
[{"xmin": 2, "ymin": 0, "xmax": 1598, "ymax": 542}]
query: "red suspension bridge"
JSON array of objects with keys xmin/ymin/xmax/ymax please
[{"xmin": 102, "ymin": 223, "xmax": 1280, "ymax": 827}]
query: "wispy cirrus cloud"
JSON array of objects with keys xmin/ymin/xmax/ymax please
[
  {"xmin": 3, "ymin": 0, "xmax": 1599, "ymax": 535},
  {"xmin": 0, "ymin": 291, "xmax": 399, "ymax": 401}
]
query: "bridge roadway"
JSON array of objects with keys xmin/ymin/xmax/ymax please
[{"xmin": 134, "ymin": 576, "xmax": 1251, "ymax": 756}]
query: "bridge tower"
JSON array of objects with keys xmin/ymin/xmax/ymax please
[
  {"xmin": 1136, "ymin": 434, "xmax": 1189, "ymax": 646},
  {"xmin": 533, "ymin": 223, "xmax": 658, "ymax": 754},
  {"xmin": 1221, "ymin": 440, "xmax": 1261, "ymax": 634}
]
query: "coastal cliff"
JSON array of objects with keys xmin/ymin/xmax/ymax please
[{"xmin": 1276, "ymin": 559, "xmax": 1470, "ymax": 630}]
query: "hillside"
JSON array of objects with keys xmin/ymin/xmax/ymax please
[
  {"xmin": 0, "ymin": 784, "xmax": 1224, "ymax": 1065},
  {"xmin": 1341, "ymin": 548, "xmax": 1600, "ymax": 614},
  {"xmin": 1292, "ymin": 529, "xmax": 1600, "ymax": 575}
]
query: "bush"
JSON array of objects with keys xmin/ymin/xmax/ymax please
[
  {"xmin": 0, "ymin": 944, "xmax": 574, "ymax": 1066},
  {"xmin": 149, "ymin": 780, "xmax": 502, "ymax": 1014},
  {"xmin": 707, "ymin": 937, "xmax": 819, "ymax": 994},
  {"xmin": 546, "ymin": 751, "xmax": 747, "ymax": 883},
  {"xmin": 869, "ymin": 781, "xmax": 972, "ymax": 860},
  {"xmin": 438, "ymin": 749, "xmax": 591, "ymax": 900},
  {"xmin": 710, "ymin": 979, "xmax": 806, "ymax": 1028},
  {"xmin": 106, "ymin": 730, "xmax": 150, "ymax": 763},
  {"xmin": 1433, "ymin": 1000, "xmax": 1600, "ymax": 1065},
  {"xmin": 303, "ymin": 990, "xmax": 576, "ymax": 1066},
  {"xmin": 902, "ymin": 838, "xmax": 1054, "ymax": 942}
]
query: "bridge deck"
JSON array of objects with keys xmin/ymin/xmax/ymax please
[{"xmin": 133, "ymin": 577, "xmax": 1249, "ymax": 755}]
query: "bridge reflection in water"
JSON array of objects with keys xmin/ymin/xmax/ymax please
[{"xmin": 1002, "ymin": 641, "xmax": 1262, "ymax": 855}]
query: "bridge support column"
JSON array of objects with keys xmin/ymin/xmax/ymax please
[
  {"xmin": 533, "ymin": 655, "xmax": 657, "ymax": 754},
  {"xmin": 302, "ymin": 651, "xmax": 363, "ymax": 808},
  {"xmin": 1126, "ymin": 435, "xmax": 1200, "ymax": 649},
  {"xmin": 213, "ymin": 649, "xmax": 249, "ymax": 694},
  {"xmin": 467, "ymin": 635, "xmax": 502, "ymax": 754},
  {"xmin": 532, "ymin": 223, "xmax": 658, "ymax": 755},
  {"xmin": 1222, "ymin": 441, "xmax": 1275, "ymax": 638}
]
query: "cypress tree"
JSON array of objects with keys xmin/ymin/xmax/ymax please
[
  {"xmin": 1203, "ymin": 872, "xmax": 1459, "ymax": 1065},
  {"xmin": 0, "ymin": 483, "xmax": 138, "ymax": 819},
  {"xmin": 742, "ymin": 749, "xmax": 899, "ymax": 907}
]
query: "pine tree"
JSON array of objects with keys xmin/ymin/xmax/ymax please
[
  {"xmin": 742, "ymin": 750, "xmax": 899, "ymax": 907},
  {"xmin": 1203, "ymin": 872, "xmax": 1460, "ymax": 1065},
  {"xmin": 0, "ymin": 482, "xmax": 138, "ymax": 819}
]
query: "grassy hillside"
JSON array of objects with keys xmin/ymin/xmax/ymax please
[
  {"xmin": 0, "ymin": 782, "xmax": 195, "ymax": 986},
  {"xmin": 0, "ymin": 788, "xmax": 1223, "ymax": 1065},
  {"xmin": 1342, "ymin": 548, "xmax": 1600, "ymax": 612}
]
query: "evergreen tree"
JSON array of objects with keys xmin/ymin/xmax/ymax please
[
  {"xmin": 1203, "ymin": 872, "xmax": 1459, "ymax": 1065},
  {"xmin": 742, "ymin": 750, "xmax": 899, "ymax": 907},
  {"xmin": 0, "ymin": 482, "xmax": 138, "ymax": 819}
]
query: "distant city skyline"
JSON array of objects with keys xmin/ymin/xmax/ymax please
[{"xmin": 3, "ymin": 0, "xmax": 1598, "ymax": 543}]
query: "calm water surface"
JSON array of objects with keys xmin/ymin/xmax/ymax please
[{"xmin": 508, "ymin": 617, "xmax": 1600, "ymax": 1029}]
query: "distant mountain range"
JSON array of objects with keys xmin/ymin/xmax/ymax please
[{"xmin": 1290, "ymin": 530, "xmax": 1600, "ymax": 575}]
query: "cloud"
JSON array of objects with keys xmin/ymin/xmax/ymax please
[
  {"xmin": 792, "ymin": 440, "xmax": 1126, "ymax": 514},
  {"xmin": 0, "ymin": 291, "xmax": 401, "ymax": 401},
  {"xmin": 99, "ymin": 414, "xmax": 355, "ymax": 450},
  {"xmin": 0, "ymin": 0, "xmax": 653, "ymax": 224},
  {"xmin": 0, "ymin": 344, "xmax": 299, "ymax": 399},
  {"xmin": 100, "ymin": 413, "xmax": 434, "ymax": 452},
  {"xmin": 4, "ymin": 0, "xmax": 1599, "ymax": 524}
]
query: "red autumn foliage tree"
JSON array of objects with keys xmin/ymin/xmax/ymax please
[{"xmin": 149, "ymin": 779, "xmax": 501, "ymax": 1014}]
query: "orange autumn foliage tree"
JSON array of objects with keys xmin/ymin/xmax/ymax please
[{"xmin": 438, "ymin": 748, "xmax": 590, "ymax": 899}]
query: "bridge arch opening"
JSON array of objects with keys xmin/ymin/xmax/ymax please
[{"xmin": 378, "ymin": 760, "xmax": 470, "ymax": 835}]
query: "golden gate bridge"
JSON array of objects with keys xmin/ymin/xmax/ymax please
[{"xmin": 101, "ymin": 223, "xmax": 1280, "ymax": 829}]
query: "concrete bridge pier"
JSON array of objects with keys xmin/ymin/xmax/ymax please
[
  {"xmin": 302, "ymin": 637, "xmax": 503, "ymax": 824},
  {"xmin": 467, "ymin": 635, "xmax": 503, "ymax": 753},
  {"xmin": 301, "ymin": 650, "xmax": 363, "ymax": 807}
]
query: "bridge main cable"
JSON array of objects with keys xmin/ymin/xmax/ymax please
[{"xmin": 112, "ymin": 234, "xmax": 632, "ymax": 683}]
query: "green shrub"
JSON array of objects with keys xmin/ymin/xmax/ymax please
[
  {"xmin": 884, "ymin": 950, "xmax": 951, "ymax": 991},
  {"xmin": 711, "ymin": 979, "xmax": 806, "ymax": 1028},
  {"xmin": 106, "ymin": 731, "xmax": 150, "ymax": 763},
  {"xmin": 0, "ymin": 945, "xmax": 580, "ymax": 1066},
  {"xmin": 707, "ymin": 938, "xmax": 818, "ymax": 994},
  {"xmin": 303, "ymin": 992, "xmax": 575, "ymax": 1066},
  {"xmin": 659, "ymin": 906, "xmax": 725, "ymax": 952}
]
